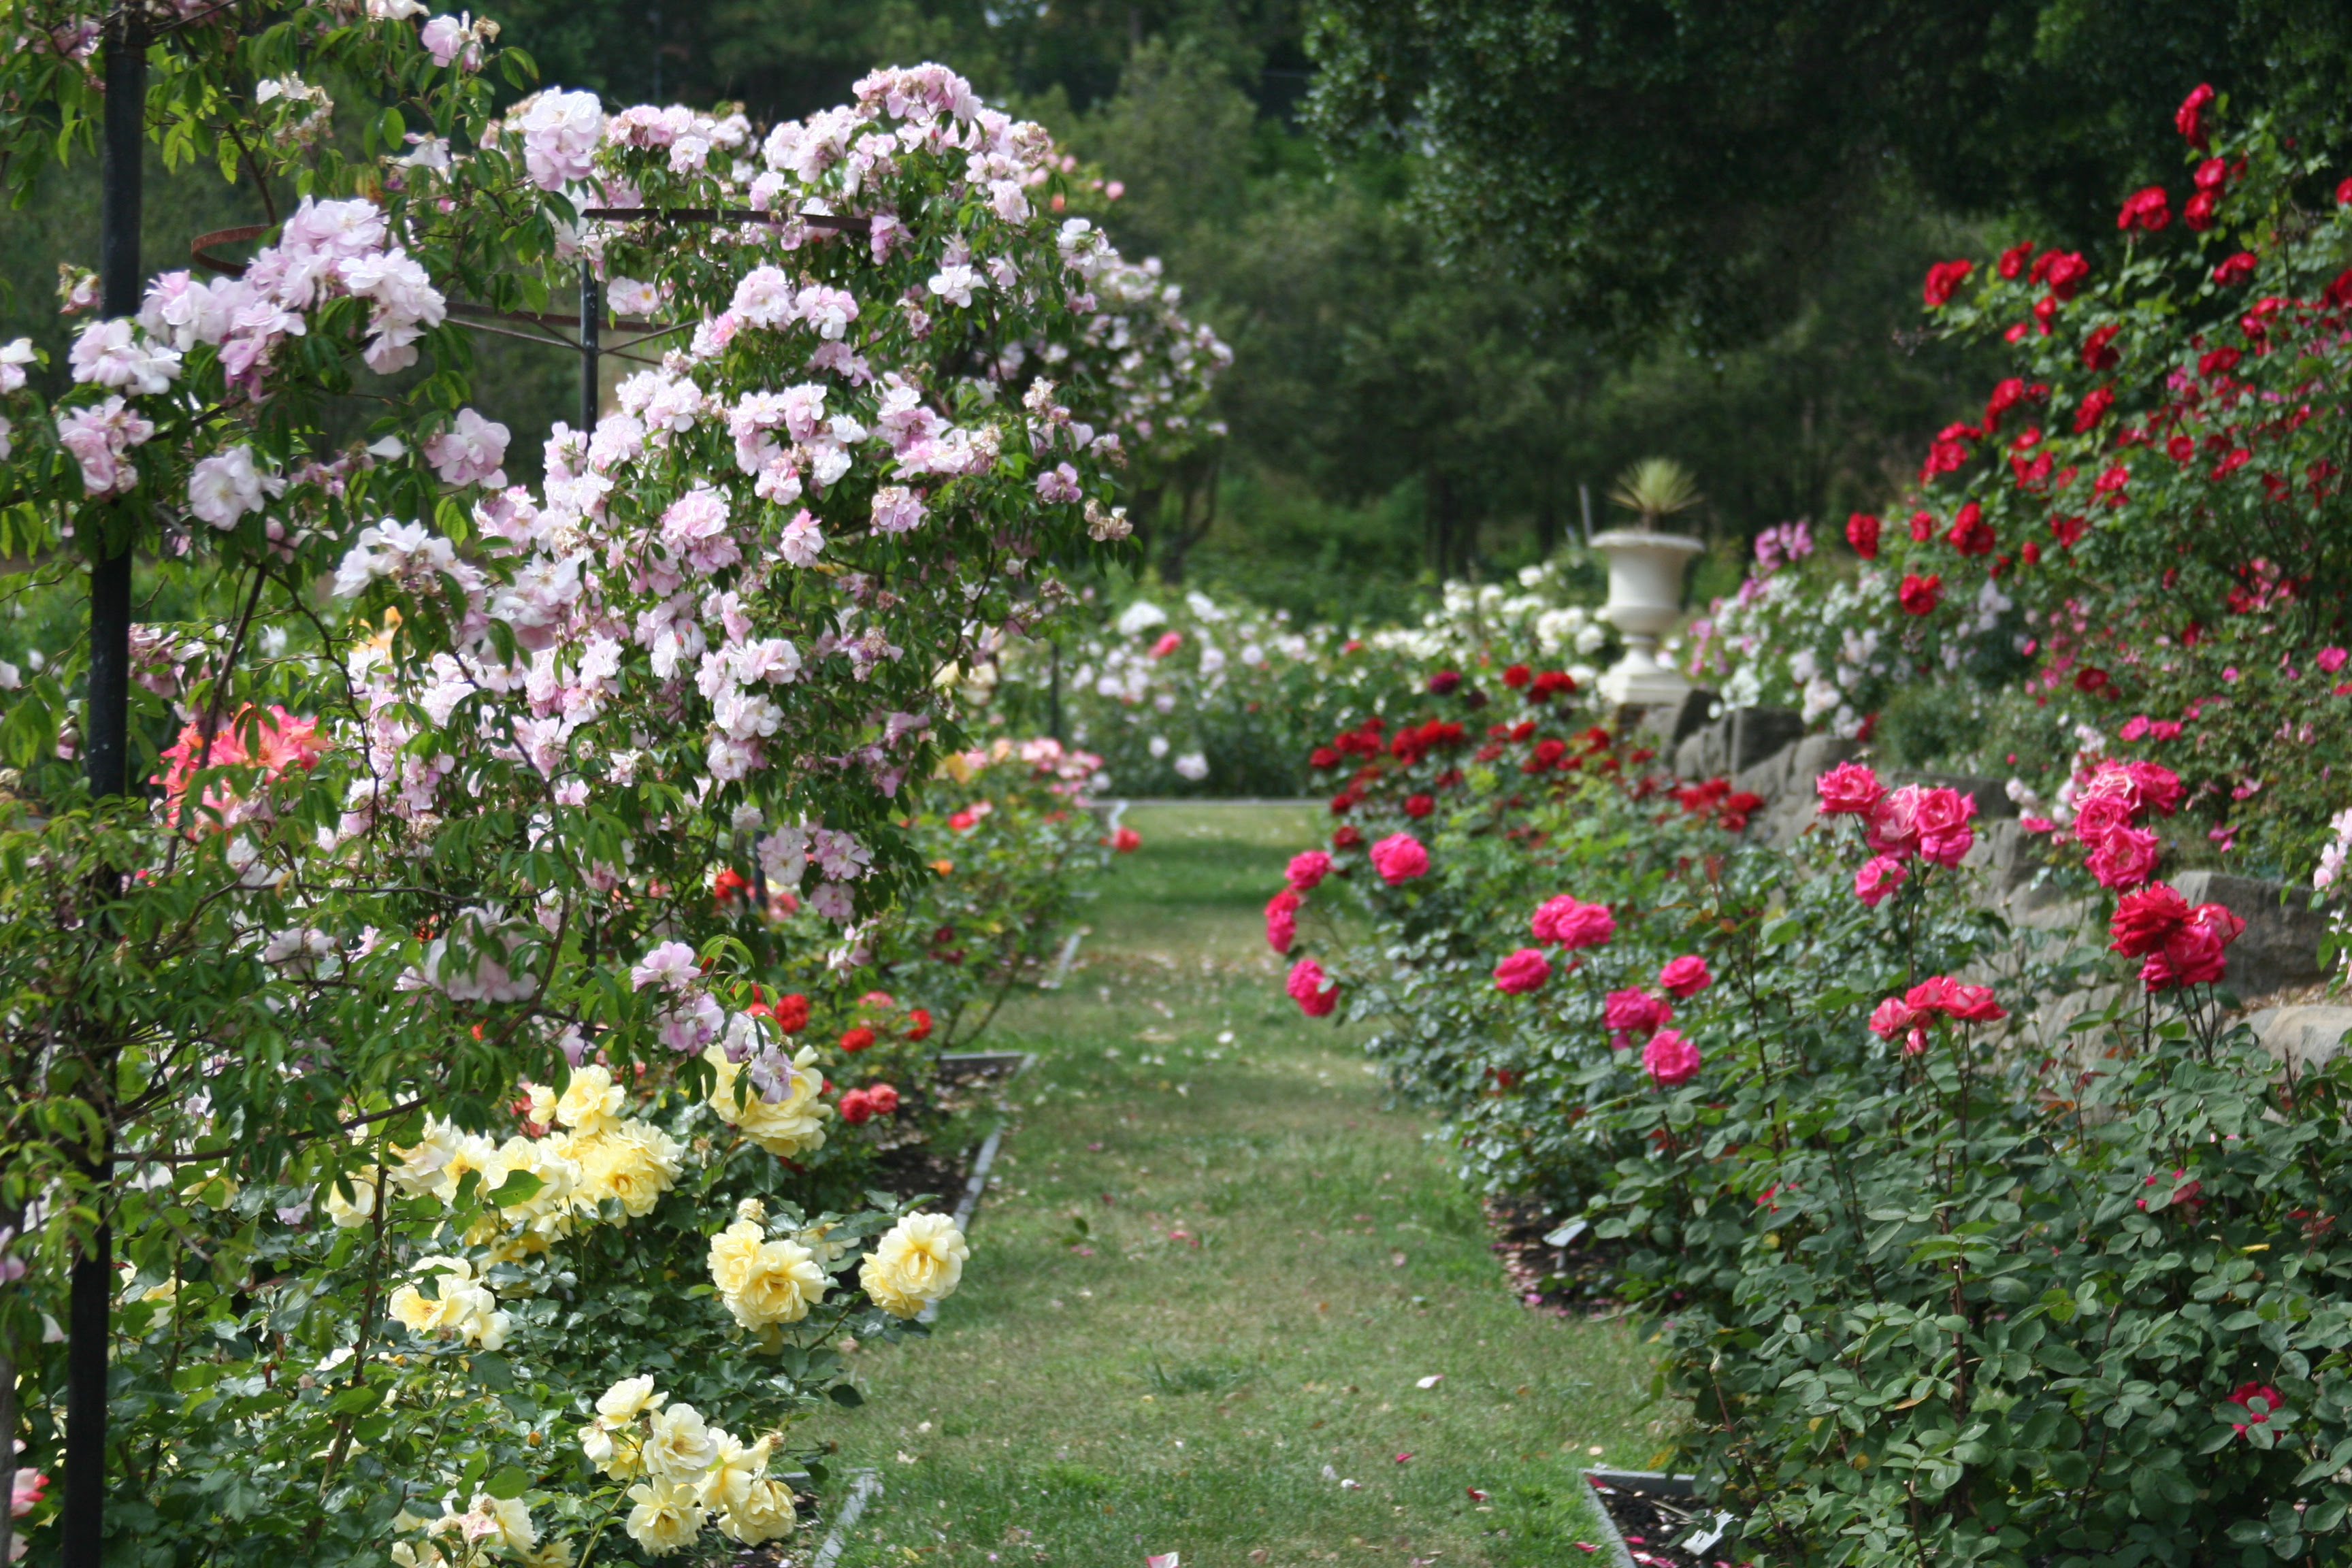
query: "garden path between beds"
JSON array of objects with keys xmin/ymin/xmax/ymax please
[{"xmin": 819, "ymin": 803, "xmax": 1662, "ymax": 1568}]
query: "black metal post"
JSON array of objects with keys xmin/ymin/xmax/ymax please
[
  {"xmin": 578, "ymin": 262, "xmax": 600, "ymax": 434},
  {"xmin": 66, "ymin": 10, "xmax": 144, "ymax": 1565}
]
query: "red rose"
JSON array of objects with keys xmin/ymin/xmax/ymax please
[
  {"xmin": 905, "ymin": 1007, "xmax": 933, "ymax": 1042},
  {"xmin": 2184, "ymin": 190, "xmax": 2217, "ymax": 231},
  {"xmin": 772, "ymin": 992, "xmax": 811, "ymax": 1034},
  {"xmin": 2124, "ymin": 761, "xmax": 2183, "ymax": 816},
  {"xmin": 2033, "ymin": 251, "xmax": 2090, "ymax": 299},
  {"xmin": 2051, "ymin": 514, "xmax": 2087, "ymax": 546},
  {"xmin": 1897, "ymin": 573, "xmax": 1942, "ymax": 616},
  {"xmin": 1946, "ymin": 502, "xmax": 1995, "ymax": 557},
  {"xmin": 840, "ymin": 1026, "xmax": 877, "ymax": 1052},
  {"xmin": 2339, "ymin": 176, "xmax": 2352, "ymax": 207},
  {"xmin": 2195, "ymin": 157, "xmax": 2230, "ymax": 191},
  {"xmin": 2176, "ymin": 82, "xmax": 2215, "ymax": 148},
  {"xmin": 2144, "ymin": 902, "xmax": 2246, "ymax": 990},
  {"xmin": 1908, "ymin": 509, "xmax": 1935, "ymax": 542},
  {"xmin": 1923, "ymin": 259, "xmax": 1974, "ymax": 307},
  {"xmin": 2022, "ymin": 540, "xmax": 2040, "ymax": 565},
  {"xmin": 2074, "ymin": 666, "xmax": 2110, "ymax": 693},
  {"xmin": 838, "ymin": 1088, "xmax": 874, "ymax": 1125},
  {"xmin": 1111, "ymin": 825, "xmax": 1142, "ymax": 853},
  {"xmin": 2080, "ymin": 324, "xmax": 2121, "ymax": 370},
  {"xmin": 1845, "ymin": 511, "xmax": 1880, "ymax": 559},
  {"xmin": 1603, "ymin": 988, "xmax": 1672, "ymax": 1047},
  {"xmin": 2072, "ymin": 387, "xmax": 2114, "ymax": 434},
  {"xmin": 1332, "ymin": 824, "xmax": 1363, "ymax": 849},
  {"xmin": 2108, "ymin": 883, "xmax": 2191, "ymax": 957},
  {"xmin": 866, "ymin": 1083, "xmax": 900, "ymax": 1115},
  {"xmin": 1984, "ymin": 376, "xmax": 2027, "ymax": 425},
  {"xmin": 2211, "ymin": 252, "xmax": 2257, "ymax": 287},
  {"xmin": 2118, "ymin": 186, "xmax": 2172, "ymax": 231},
  {"xmin": 2328, "ymin": 267, "xmax": 2352, "ymax": 311},
  {"xmin": 1403, "ymin": 793, "xmax": 1434, "ymax": 819},
  {"xmin": 1501, "ymin": 663, "xmax": 1531, "ymax": 688},
  {"xmin": 1309, "ymin": 746, "xmax": 1341, "ymax": 770},
  {"xmin": 1997, "ymin": 240, "xmax": 2035, "ymax": 280},
  {"xmin": 1426, "ymin": 670, "xmax": 1462, "ymax": 695}
]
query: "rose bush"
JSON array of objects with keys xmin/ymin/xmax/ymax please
[{"xmin": 0, "ymin": 7, "xmax": 1169, "ymax": 1558}]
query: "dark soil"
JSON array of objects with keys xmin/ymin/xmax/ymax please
[
  {"xmin": 1486, "ymin": 1195, "xmax": 1628, "ymax": 1311},
  {"xmin": 1588, "ymin": 1476, "xmax": 1744, "ymax": 1567},
  {"xmin": 864, "ymin": 1135, "xmax": 971, "ymax": 1206}
]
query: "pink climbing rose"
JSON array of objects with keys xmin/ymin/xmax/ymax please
[{"xmin": 1265, "ymin": 889, "xmax": 1301, "ymax": 954}]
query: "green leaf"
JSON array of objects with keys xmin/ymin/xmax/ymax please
[
  {"xmin": 483, "ymin": 1465, "xmax": 531, "ymax": 1501},
  {"xmin": 828, "ymin": 1382, "xmax": 865, "ymax": 1407},
  {"xmin": 487, "ymin": 1170, "xmax": 544, "ymax": 1208}
]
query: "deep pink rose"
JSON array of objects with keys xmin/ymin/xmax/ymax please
[
  {"xmin": 2087, "ymin": 825, "xmax": 2161, "ymax": 888},
  {"xmin": 1865, "ymin": 786, "xmax": 1925, "ymax": 859},
  {"xmin": 2321, "ymin": 647, "xmax": 2350, "ymax": 674},
  {"xmin": 1855, "ymin": 854, "xmax": 1910, "ymax": 906},
  {"xmin": 1908, "ymin": 975, "xmax": 2005, "ymax": 1023},
  {"xmin": 2071, "ymin": 792, "xmax": 2136, "ymax": 849},
  {"xmin": 1287, "ymin": 958, "xmax": 1338, "ymax": 1017},
  {"xmin": 1530, "ymin": 895, "xmax": 1579, "ymax": 944},
  {"xmin": 1266, "ymin": 889, "xmax": 1301, "ymax": 953},
  {"xmin": 1658, "ymin": 955, "xmax": 1712, "ymax": 998},
  {"xmin": 1815, "ymin": 762, "xmax": 1886, "ymax": 816},
  {"xmin": 1287, "ymin": 850, "xmax": 1332, "ymax": 892},
  {"xmin": 1369, "ymin": 833, "xmax": 1429, "ymax": 885},
  {"xmin": 1603, "ymin": 989, "xmax": 1673, "ymax": 1046},
  {"xmin": 1550, "ymin": 901, "xmax": 1616, "ymax": 950},
  {"xmin": 1867, "ymin": 996, "xmax": 1924, "ymax": 1039},
  {"xmin": 1916, "ymin": 787, "xmax": 1977, "ymax": 866},
  {"xmin": 2123, "ymin": 761, "xmax": 2183, "ymax": 817},
  {"xmin": 1641, "ymin": 1029, "xmax": 1701, "ymax": 1088},
  {"xmin": 1493, "ymin": 947, "xmax": 1552, "ymax": 995}
]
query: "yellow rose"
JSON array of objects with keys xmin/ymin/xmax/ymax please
[
  {"xmin": 566, "ymin": 1118, "xmax": 683, "ymax": 1219},
  {"xmin": 387, "ymin": 1117, "xmax": 478, "ymax": 1198},
  {"xmin": 710, "ymin": 1229, "xmax": 827, "ymax": 1329},
  {"xmin": 519, "ymin": 1081, "xmax": 558, "ymax": 1130},
  {"xmin": 703, "ymin": 1045, "xmax": 831, "ymax": 1158},
  {"xmin": 323, "ymin": 1166, "xmax": 382, "ymax": 1228},
  {"xmin": 595, "ymin": 1374, "xmax": 666, "ymax": 1424},
  {"xmin": 623, "ymin": 1477, "xmax": 706, "ymax": 1556},
  {"xmin": 717, "ymin": 1478, "xmax": 798, "ymax": 1546},
  {"xmin": 387, "ymin": 1256, "xmax": 511, "ymax": 1350},
  {"xmin": 644, "ymin": 1402, "xmax": 719, "ymax": 1482},
  {"xmin": 555, "ymin": 1063, "xmax": 626, "ymax": 1135},
  {"xmin": 858, "ymin": 1212, "xmax": 970, "ymax": 1318}
]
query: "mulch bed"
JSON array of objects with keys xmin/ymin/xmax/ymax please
[
  {"xmin": 1486, "ymin": 1194, "xmax": 1628, "ymax": 1312},
  {"xmin": 1587, "ymin": 1476, "xmax": 1744, "ymax": 1567}
]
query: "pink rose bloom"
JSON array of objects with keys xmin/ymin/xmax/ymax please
[
  {"xmin": 1288, "ymin": 958, "xmax": 1338, "ymax": 1017},
  {"xmin": 1855, "ymin": 854, "xmax": 1909, "ymax": 906},
  {"xmin": 2087, "ymin": 824, "xmax": 2161, "ymax": 888},
  {"xmin": 2321, "ymin": 647, "xmax": 2349, "ymax": 674},
  {"xmin": 1265, "ymin": 889, "xmax": 1301, "ymax": 954},
  {"xmin": 1287, "ymin": 850, "xmax": 1333, "ymax": 892},
  {"xmin": 1530, "ymin": 895, "xmax": 1580, "ymax": 943},
  {"xmin": 1641, "ymin": 1029, "xmax": 1701, "ymax": 1088},
  {"xmin": 2123, "ymin": 760, "xmax": 2183, "ymax": 817},
  {"xmin": 2021, "ymin": 816, "xmax": 2055, "ymax": 834},
  {"xmin": 1814, "ymin": 761, "xmax": 1886, "ymax": 816},
  {"xmin": 1867, "ymin": 996, "xmax": 1924, "ymax": 1039},
  {"xmin": 2071, "ymin": 793, "xmax": 2136, "ymax": 849},
  {"xmin": 1865, "ymin": 785, "xmax": 1925, "ymax": 859},
  {"xmin": 1908, "ymin": 975, "xmax": 2006, "ymax": 1023},
  {"xmin": 1370, "ymin": 833, "xmax": 1429, "ymax": 885},
  {"xmin": 1658, "ymin": 955, "xmax": 1712, "ymax": 998},
  {"xmin": 1493, "ymin": 947, "xmax": 1552, "ymax": 995},
  {"xmin": 1551, "ymin": 901, "xmax": 1616, "ymax": 950},
  {"xmin": 1914, "ymin": 787, "xmax": 1977, "ymax": 867},
  {"xmin": 1149, "ymin": 630, "xmax": 1183, "ymax": 659},
  {"xmin": 1603, "ymin": 989, "xmax": 1673, "ymax": 1047}
]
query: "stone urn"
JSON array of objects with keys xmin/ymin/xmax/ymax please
[{"xmin": 1592, "ymin": 529, "xmax": 1703, "ymax": 707}]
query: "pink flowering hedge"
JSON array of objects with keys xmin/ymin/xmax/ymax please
[{"xmin": 1276, "ymin": 687, "xmax": 2352, "ymax": 1562}]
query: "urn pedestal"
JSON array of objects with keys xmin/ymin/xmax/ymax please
[{"xmin": 1592, "ymin": 529, "xmax": 1703, "ymax": 708}]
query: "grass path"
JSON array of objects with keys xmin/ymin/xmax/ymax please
[{"xmin": 819, "ymin": 805, "xmax": 1661, "ymax": 1568}]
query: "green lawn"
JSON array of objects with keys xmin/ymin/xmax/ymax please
[{"xmin": 819, "ymin": 804, "xmax": 1662, "ymax": 1568}]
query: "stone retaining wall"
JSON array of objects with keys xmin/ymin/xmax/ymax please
[{"xmin": 1642, "ymin": 693, "xmax": 2351, "ymax": 1065}]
